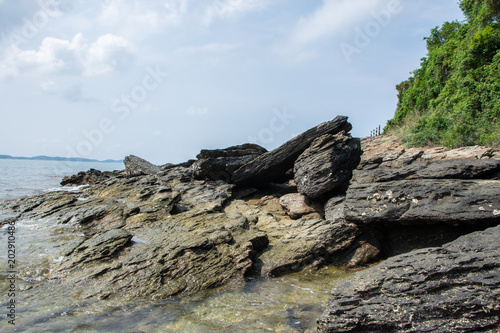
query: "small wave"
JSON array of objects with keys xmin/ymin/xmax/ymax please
[{"xmin": 44, "ymin": 185, "xmax": 89, "ymax": 193}]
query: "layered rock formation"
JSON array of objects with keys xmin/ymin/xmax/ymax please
[
  {"xmin": 3, "ymin": 117, "xmax": 499, "ymax": 331},
  {"xmin": 318, "ymin": 225, "xmax": 500, "ymax": 332},
  {"xmin": 318, "ymin": 135, "xmax": 500, "ymax": 332}
]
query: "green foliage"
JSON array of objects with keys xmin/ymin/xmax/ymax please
[{"xmin": 385, "ymin": 0, "xmax": 500, "ymax": 148}]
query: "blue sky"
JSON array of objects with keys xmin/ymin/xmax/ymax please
[{"xmin": 0, "ymin": 0, "xmax": 464, "ymax": 164}]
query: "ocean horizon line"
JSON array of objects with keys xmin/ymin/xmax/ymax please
[{"xmin": 0, "ymin": 154, "xmax": 123, "ymax": 163}]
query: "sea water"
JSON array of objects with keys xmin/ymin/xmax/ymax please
[
  {"xmin": 0, "ymin": 159, "xmax": 353, "ymax": 332},
  {"xmin": 0, "ymin": 159, "xmax": 124, "ymax": 201}
]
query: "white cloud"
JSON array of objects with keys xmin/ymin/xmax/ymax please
[
  {"xmin": 83, "ymin": 34, "xmax": 134, "ymax": 76},
  {"xmin": 186, "ymin": 106, "xmax": 209, "ymax": 116},
  {"xmin": 292, "ymin": 0, "xmax": 386, "ymax": 45},
  {"xmin": 165, "ymin": 0, "xmax": 190, "ymax": 24},
  {"xmin": 98, "ymin": 0, "xmax": 189, "ymax": 38},
  {"xmin": 0, "ymin": 33, "xmax": 134, "ymax": 79},
  {"xmin": 204, "ymin": 0, "xmax": 268, "ymax": 25},
  {"xmin": 176, "ymin": 42, "xmax": 240, "ymax": 55}
]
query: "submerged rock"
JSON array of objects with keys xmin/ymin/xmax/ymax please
[{"xmin": 318, "ymin": 225, "xmax": 500, "ymax": 332}]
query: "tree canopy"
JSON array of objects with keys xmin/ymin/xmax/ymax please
[{"xmin": 384, "ymin": 0, "xmax": 500, "ymax": 147}]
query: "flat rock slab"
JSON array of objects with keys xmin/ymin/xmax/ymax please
[
  {"xmin": 355, "ymin": 158, "xmax": 500, "ymax": 183},
  {"xmin": 344, "ymin": 179, "xmax": 500, "ymax": 225},
  {"xmin": 318, "ymin": 225, "xmax": 500, "ymax": 332},
  {"xmin": 232, "ymin": 116, "xmax": 351, "ymax": 185}
]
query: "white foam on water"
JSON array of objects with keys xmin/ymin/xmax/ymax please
[{"xmin": 44, "ymin": 185, "xmax": 89, "ymax": 193}]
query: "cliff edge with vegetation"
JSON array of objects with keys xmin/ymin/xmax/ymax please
[{"xmin": 384, "ymin": 0, "xmax": 500, "ymax": 148}]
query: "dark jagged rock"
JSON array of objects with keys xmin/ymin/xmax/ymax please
[
  {"xmin": 161, "ymin": 159, "xmax": 196, "ymax": 170},
  {"xmin": 196, "ymin": 143, "xmax": 267, "ymax": 159},
  {"xmin": 60, "ymin": 168, "xmax": 111, "ymax": 186},
  {"xmin": 344, "ymin": 179, "xmax": 500, "ymax": 225},
  {"xmin": 124, "ymin": 155, "xmax": 161, "ymax": 176},
  {"xmin": 318, "ymin": 225, "xmax": 500, "ymax": 333},
  {"xmin": 294, "ymin": 132, "xmax": 361, "ymax": 199},
  {"xmin": 192, "ymin": 144, "xmax": 267, "ymax": 182},
  {"xmin": 232, "ymin": 116, "xmax": 352, "ymax": 185}
]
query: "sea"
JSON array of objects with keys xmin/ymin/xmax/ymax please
[
  {"xmin": 0, "ymin": 159, "xmax": 124, "ymax": 202},
  {"xmin": 0, "ymin": 159, "xmax": 352, "ymax": 332}
]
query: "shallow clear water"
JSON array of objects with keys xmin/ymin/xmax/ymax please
[
  {"xmin": 0, "ymin": 160, "xmax": 354, "ymax": 332},
  {"xmin": 0, "ymin": 215, "xmax": 353, "ymax": 332}
]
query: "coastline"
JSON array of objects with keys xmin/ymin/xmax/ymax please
[{"xmin": 1, "ymin": 117, "xmax": 499, "ymax": 332}]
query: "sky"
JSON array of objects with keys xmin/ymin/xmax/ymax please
[{"xmin": 0, "ymin": 0, "xmax": 465, "ymax": 164}]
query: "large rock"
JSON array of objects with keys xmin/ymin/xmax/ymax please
[
  {"xmin": 232, "ymin": 116, "xmax": 352, "ymax": 185},
  {"xmin": 344, "ymin": 179, "xmax": 500, "ymax": 225},
  {"xmin": 352, "ymin": 135, "xmax": 500, "ymax": 184},
  {"xmin": 53, "ymin": 211, "xmax": 269, "ymax": 300},
  {"xmin": 124, "ymin": 155, "xmax": 161, "ymax": 176},
  {"xmin": 294, "ymin": 132, "xmax": 361, "ymax": 198},
  {"xmin": 258, "ymin": 218, "xmax": 358, "ymax": 277},
  {"xmin": 318, "ymin": 225, "xmax": 500, "ymax": 332},
  {"xmin": 355, "ymin": 158, "xmax": 500, "ymax": 183},
  {"xmin": 192, "ymin": 144, "xmax": 267, "ymax": 182}
]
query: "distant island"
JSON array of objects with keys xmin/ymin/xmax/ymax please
[{"xmin": 0, "ymin": 154, "xmax": 122, "ymax": 163}]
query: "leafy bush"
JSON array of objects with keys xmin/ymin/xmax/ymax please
[{"xmin": 384, "ymin": 0, "xmax": 500, "ymax": 147}]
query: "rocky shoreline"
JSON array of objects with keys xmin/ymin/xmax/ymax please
[{"xmin": 2, "ymin": 116, "xmax": 499, "ymax": 331}]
